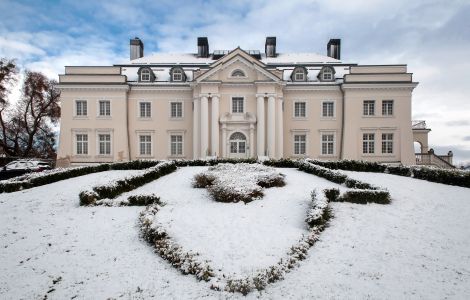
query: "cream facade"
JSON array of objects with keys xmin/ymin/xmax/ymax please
[{"xmin": 57, "ymin": 37, "xmax": 419, "ymax": 166}]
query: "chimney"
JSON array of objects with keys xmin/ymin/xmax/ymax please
[
  {"xmin": 197, "ymin": 37, "xmax": 209, "ymax": 58},
  {"xmin": 265, "ymin": 36, "xmax": 276, "ymax": 57},
  {"xmin": 327, "ymin": 39, "xmax": 341, "ymax": 60},
  {"xmin": 130, "ymin": 37, "xmax": 144, "ymax": 60}
]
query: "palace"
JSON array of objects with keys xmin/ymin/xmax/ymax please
[{"xmin": 57, "ymin": 37, "xmax": 425, "ymax": 166}]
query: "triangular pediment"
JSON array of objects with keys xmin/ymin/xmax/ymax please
[{"xmin": 195, "ymin": 48, "xmax": 281, "ymax": 83}]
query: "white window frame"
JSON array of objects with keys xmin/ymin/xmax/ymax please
[
  {"xmin": 231, "ymin": 96, "xmax": 245, "ymax": 114},
  {"xmin": 138, "ymin": 100, "xmax": 152, "ymax": 119},
  {"xmin": 169, "ymin": 101, "xmax": 184, "ymax": 119},
  {"xmin": 96, "ymin": 130, "xmax": 113, "ymax": 157},
  {"xmin": 74, "ymin": 132, "xmax": 89, "ymax": 156},
  {"xmin": 322, "ymin": 68, "xmax": 334, "ymax": 81},
  {"xmin": 293, "ymin": 134, "xmax": 307, "ymax": 156},
  {"xmin": 74, "ymin": 100, "xmax": 88, "ymax": 118},
  {"xmin": 362, "ymin": 133, "xmax": 375, "ymax": 154},
  {"xmin": 168, "ymin": 131, "xmax": 185, "ymax": 157},
  {"xmin": 97, "ymin": 100, "xmax": 111, "ymax": 118},
  {"xmin": 363, "ymin": 100, "xmax": 375, "ymax": 116},
  {"xmin": 141, "ymin": 69, "xmax": 151, "ymax": 82},
  {"xmin": 293, "ymin": 101, "xmax": 307, "ymax": 118},
  {"xmin": 172, "ymin": 69, "xmax": 183, "ymax": 82},
  {"xmin": 294, "ymin": 69, "xmax": 305, "ymax": 81},
  {"xmin": 320, "ymin": 132, "xmax": 335, "ymax": 156},
  {"xmin": 321, "ymin": 100, "xmax": 335, "ymax": 118},
  {"xmin": 382, "ymin": 100, "xmax": 394, "ymax": 116},
  {"xmin": 381, "ymin": 133, "xmax": 394, "ymax": 154}
]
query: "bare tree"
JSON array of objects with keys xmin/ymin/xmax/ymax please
[{"xmin": 0, "ymin": 58, "xmax": 61, "ymax": 158}]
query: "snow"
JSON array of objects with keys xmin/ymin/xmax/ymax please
[{"xmin": 1, "ymin": 166, "xmax": 469, "ymax": 299}]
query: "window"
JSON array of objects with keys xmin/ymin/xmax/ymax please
[
  {"xmin": 363, "ymin": 100, "xmax": 375, "ymax": 116},
  {"xmin": 76, "ymin": 134, "xmax": 88, "ymax": 155},
  {"xmin": 382, "ymin": 100, "xmax": 394, "ymax": 116},
  {"xmin": 232, "ymin": 97, "xmax": 244, "ymax": 113},
  {"xmin": 98, "ymin": 134, "xmax": 111, "ymax": 155},
  {"xmin": 139, "ymin": 135, "xmax": 152, "ymax": 156},
  {"xmin": 172, "ymin": 69, "xmax": 183, "ymax": 81},
  {"xmin": 321, "ymin": 134, "xmax": 334, "ymax": 155},
  {"xmin": 98, "ymin": 100, "xmax": 111, "ymax": 117},
  {"xmin": 294, "ymin": 102, "xmax": 306, "ymax": 118},
  {"xmin": 322, "ymin": 101, "xmax": 334, "ymax": 117},
  {"xmin": 294, "ymin": 69, "xmax": 305, "ymax": 81},
  {"xmin": 170, "ymin": 135, "xmax": 183, "ymax": 156},
  {"xmin": 140, "ymin": 102, "xmax": 151, "ymax": 118},
  {"xmin": 294, "ymin": 134, "xmax": 306, "ymax": 155},
  {"xmin": 170, "ymin": 102, "xmax": 183, "ymax": 118},
  {"xmin": 322, "ymin": 68, "xmax": 333, "ymax": 81},
  {"xmin": 382, "ymin": 133, "xmax": 393, "ymax": 154},
  {"xmin": 362, "ymin": 133, "xmax": 375, "ymax": 154},
  {"xmin": 76, "ymin": 100, "xmax": 87, "ymax": 116},
  {"xmin": 141, "ymin": 69, "xmax": 150, "ymax": 81},
  {"xmin": 231, "ymin": 69, "xmax": 245, "ymax": 77},
  {"xmin": 229, "ymin": 132, "xmax": 247, "ymax": 154}
]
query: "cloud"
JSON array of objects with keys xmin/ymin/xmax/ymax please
[
  {"xmin": 446, "ymin": 120, "xmax": 470, "ymax": 126},
  {"xmin": 463, "ymin": 136, "xmax": 470, "ymax": 142}
]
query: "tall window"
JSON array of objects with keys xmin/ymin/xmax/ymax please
[
  {"xmin": 232, "ymin": 97, "xmax": 244, "ymax": 113},
  {"xmin": 141, "ymin": 69, "xmax": 150, "ymax": 81},
  {"xmin": 382, "ymin": 100, "xmax": 394, "ymax": 116},
  {"xmin": 322, "ymin": 101, "xmax": 334, "ymax": 117},
  {"xmin": 76, "ymin": 134, "xmax": 88, "ymax": 155},
  {"xmin": 98, "ymin": 134, "xmax": 111, "ymax": 155},
  {"xmin": 363, "ymin": 100, "xmax": 375, "ymax": 116},
  {"xmin": 294, "ymin": 134, "xmax": 306, "ymax": 155},
  {"xmin": 294, "ymin": 69, "xmax": 305, "ymax": 81},
  {"xmin": 322, "ymin": 68, "xmax": 333, "ymax": 81},
  {"xmin": 382, "ymin": 133, "xmax": 393, "ymax": 154},
  {"xmin": 139, "ymin": 135, "xmax": 152, "ymax": 156},
  {"xmin": 294, "ymin": 102, "xmax": 306, "ymax": 118},
  {"xmin": 99, "ymin": 100, "xmax": 111, "ymax": 116},
  {"xmin": 172, "ymin": 69, "xmax": 183, "ymax": 81},
  {"xmin": 362, "ymin": 133, "xmax": 375, "ymax": 154},
  {"xmin": 170, "ymin": 135, "xmax": 183, "ymax": 156},
  {"xmin": 140, "ymin": 102, "xmax": 151, "ymax": 118},
  {"xmin": 170, "ymin": 102, "xmax": 183, "ymax": 118},
  {"xmin": 76, "ymin": 100, "xmax": 87, "ymax": 116},
  {"xmin": 321, "ymin": 134, "xmax": 334, "ymax": 155}
]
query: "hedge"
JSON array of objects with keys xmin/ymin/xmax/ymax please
[{"xmin": 324, "ymin": 188, "xmax": 391, "ymax": 205}]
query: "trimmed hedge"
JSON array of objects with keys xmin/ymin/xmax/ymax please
[
  {"xmin": 324, "ymin": 188, "xmax": 391, "ymax": 205},
  {"xmin": 128, "ymin": 194, "xmax": 162, "ymax": 206},
  {"xmin": 0, "ymin": 160, "xmax": 161, "ymax": 194}
]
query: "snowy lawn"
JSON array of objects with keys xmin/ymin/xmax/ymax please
[{"xmin": 0, "ymin": 167, "xmax": 469, "ymax": 299}]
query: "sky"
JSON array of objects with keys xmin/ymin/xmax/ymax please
[{"xmin": 1, "ymin": 0, "xmax": 469, "ymax": 164}]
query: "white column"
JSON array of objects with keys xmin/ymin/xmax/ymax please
[
  {"xmin": 276, "ymin": 97, "xmax": 284, "ymax": 158},
  {"xmin": 200, "ymin": 96, "xmax": 209, "ymax": 158},
  {"xmin": 211, "ymin": 96, "xmax": 219, "ymax": 157},
  {"xmin": 193, "ymin": 98, "xmax": 200, "ymax": 159},
  {"xmin": 249, "ymin": 125, "xmax": 255, "ymax": 158},
  {"xmin": 256, "ymin": 96, "xmax": 265, "ymax": 157},
  {"xmin": 222, "ymin": 125, "xmax": 227, "ymax": 158},
  {"xmin": 267, "ymin": 96, "xmax": 276, "ymax": 158}
]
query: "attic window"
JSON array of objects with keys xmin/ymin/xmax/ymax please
[
  {"xmin": 293, "ymin": 68, "xmax": 306, "ymax": 81},
  {"xmin": 141, "ymin": 69, "xmax": 150, "ymax": 81},
  {"xmin": 231, "ymin": 69, "xmax": 245, "ymax": 77},
  {"xmin": 173, "ymin": 69, "xmax": 183, "ymax": 81},
  {"xmin": 322, "ymin": 68, "xmax": 333, "ymax": 81}
]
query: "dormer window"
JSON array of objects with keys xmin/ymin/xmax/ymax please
[
  {"xmin": 291, "ymin": 66, "xmax": 308, "ymax": 82},
  {"xmin": 170, "ymin": 67, "xmax": 186, "ymax": 82},
  {"xmin": 319, "ymin": 66, "xmax": 335, "ymax": 82},
  {"xmin": 141, "ymin": 69, "xmax": 150, "ymax": 81},
  {"xmin": 231, "ymin": 69, "xmax": 245, "ymax": 77}
]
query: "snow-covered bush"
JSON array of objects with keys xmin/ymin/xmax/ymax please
[
  {"xmin": 128, "ymin": 194, "xmax": 161, "ymax": 206},
  {"xmin": 338, "ymin": 189, "xmax": 391, "ymax": 204},
  {"xmin": 324, "ymin": 188, "xmax": 340, "ymax": 202},
  {"xmin": 193, "ymin": 163, "xmax": 285, "ymax": 203},
  {"xmin": 306, "ymin": 190, "xmax": 331, "ymax": 227}
]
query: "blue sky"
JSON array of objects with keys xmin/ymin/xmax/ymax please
[{"xmin": 1, "ymin": 0, "xmax": 469, "ymax": 163}]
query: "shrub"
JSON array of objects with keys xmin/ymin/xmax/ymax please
[
  {"xmin": 192, "ymin": 173, "xmax": 216, "ymax": 188},
  {"xmin": 344, "ymin": 178, "xmax": 377, "ymax": 190},
  {"xmin": 79, "ymin": 190, "xmax": 98, "ymax": 206},
  {"xmin": 262, "ymin": 159, "xmax": 299, "ymax": 168},
  {"xmin": 127, "ymin": 194, "xmax": 161, "ymax": 206},
  {"xmin": 333, "ymin": 189, "xmax": 391, "ymax": 205},
  {"xmin": 297, "ymin": 161, "xmax": 347, "ymax": 185},
  {"xmin": 324, "ymin": 188, "xmax": 340, "ymax": 202}
]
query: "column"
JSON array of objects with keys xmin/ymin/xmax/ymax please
[
  {"xmin": 193, "ymin": 97, "xmax": 200, "ymax": 159},
  {"xmin": 276, "ymin": 97, "xmax": 284, "ymax": 158},
  {"xmin": 249, "ymin": 125, "xmax": 255, "ymax": 158},
  {"xmin": 267, "ymin": 95, "xmax": 276, "ymax": 158},
  {"xmin": 211, "ymin": 96, "xmax": 219, "ymax": 157},
  {"xmin": 200, "ymin": 96, "xmax": 209, "ymax": 158},
  {"xmin": 256, "ymin": 96, "xmax": 265, "ymax": 157},
  {"xmin": 222, "ymin": 124, "xmax": 227, "ymax": 158}
]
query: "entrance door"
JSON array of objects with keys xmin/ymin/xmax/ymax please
[{"xmin": 229, "ymin": 132, "xmax": 247, "ymax": 158}]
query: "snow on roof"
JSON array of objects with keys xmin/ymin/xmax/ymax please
[{"xmin": 119, "ymin": 52, "xmax": 343, "ymax": 66}]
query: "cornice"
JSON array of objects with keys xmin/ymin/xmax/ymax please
[
  {"xmin": 56, "ymin": 84, "xmax": 129, "ymax": 91},
  {"xmin": 341, "ymin": 82, "xmax": 418, "ymax": 90}
]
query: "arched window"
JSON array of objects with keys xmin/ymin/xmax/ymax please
[
  {"xmin": 322, "ymin": 67, "xmax": 333, "ymax": 81},
  {"xmin": 141, "ymin": 69, "xmax": 150, "ymax": 81},
  {"xmin": 172, "ymin": 69, "xmax": 183, "ymax": 81},
  {"xmin": 229, "ymin": 132, "xmax": 247, "ymax": 154},
  {"xmin": 292, "ymin": 67, "xmax": 307, "ymax": 82},
  {"xmin": 230, "ymin": 132, "xmax": 246, "ymax": 140},
  {"xmin": 231, "ymin": 69, "xmax": 245, "ymax": 77}
]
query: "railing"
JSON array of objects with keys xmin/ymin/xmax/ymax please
[
  {"xmin": 412, "ymin": 120, "xmax": 427, "ymax": 129},
  {"xmin": 415, "ymin": 153, "xmax": 454, "ymax": 169}
]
